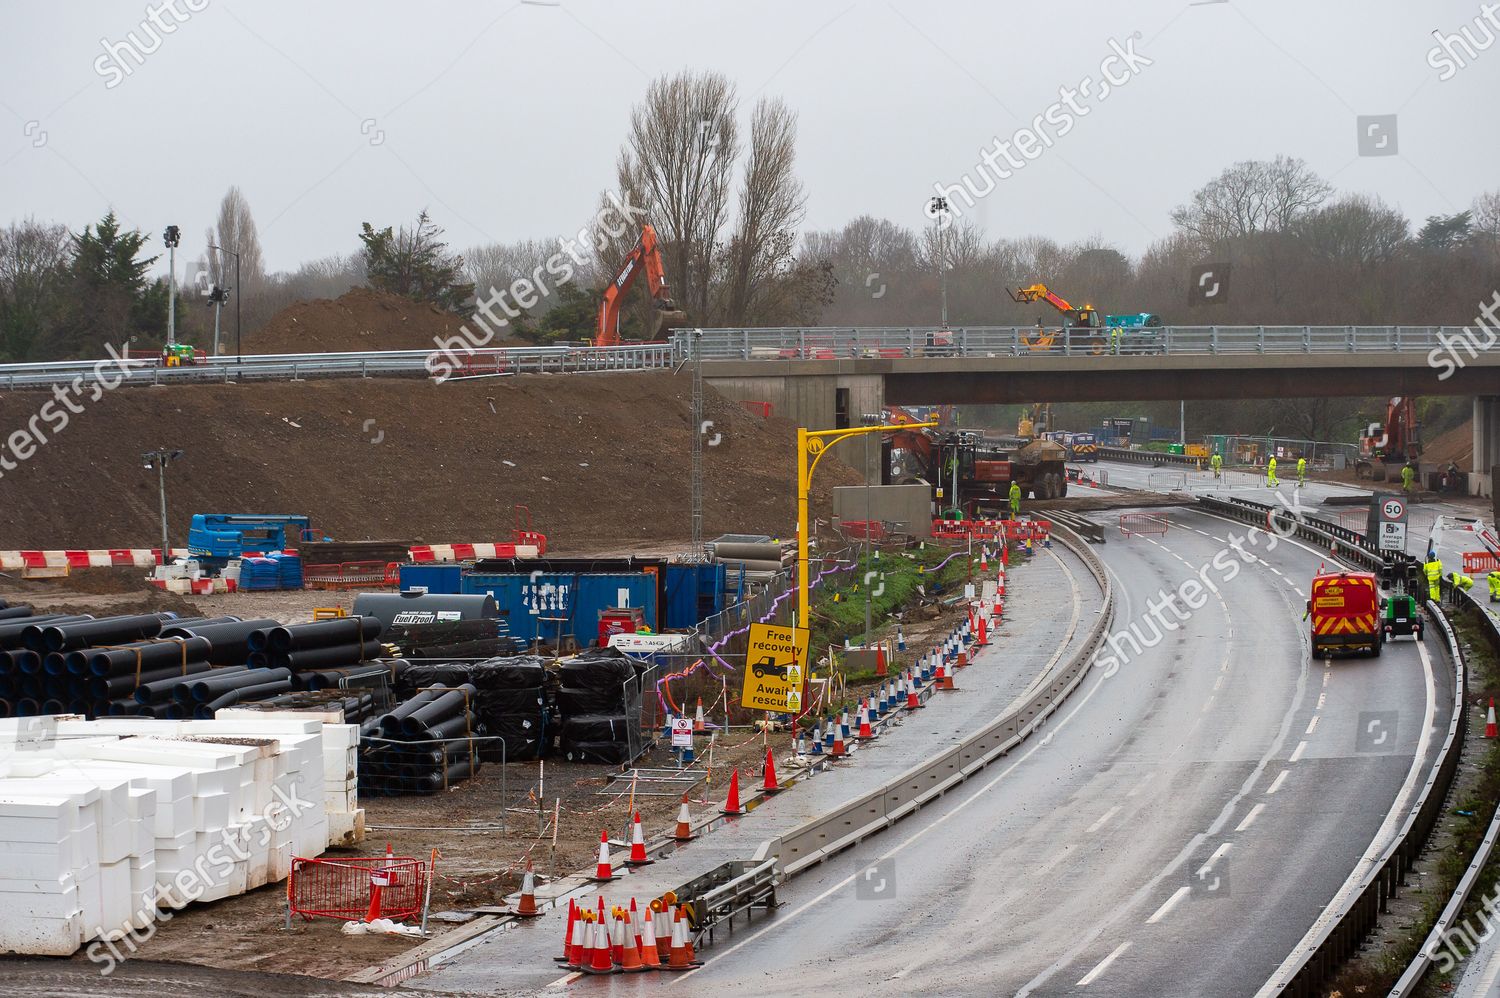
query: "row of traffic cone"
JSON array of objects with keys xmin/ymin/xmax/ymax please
[{"xmin": 558, "ymin": 896, "xmax": 702, "ymax": 973}]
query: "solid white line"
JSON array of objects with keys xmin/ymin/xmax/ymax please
[
  {"xmin": 1076, "ymin": 941, "xmax": 1132, "ymax": 987},
  {"xmin": 1196, "ymin": 842, "xmax": 1232, "ymax": 877},
  {"xmin": 1087, "ymin": 805, "xmax": 1122, "ymax": 834},
  {"xmin": 1304, "ymin": 716, "xmax": 1319, "ymax": 735},
  {"xmin": 1289, "ymin": 740, "xmax": 1308, "ymax": 763},
  {"xmin": 1266, "ymin": 769, "xmax": 1289, "ymax": 795},
  {"xmin": 1235, "ymin": 802, "xmax": 1266, "ymax": 832},
  {"xmin": 547, "ymin": 971, "xmax": 582, "ymax": 988},
  {"xmin": 1145, "ymin": 886, "xmax": 1190, "ymax": 925}
]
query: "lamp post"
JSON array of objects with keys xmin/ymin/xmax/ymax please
[
  {"xmin": 797, "ymin": 420, "xmax": 936, "ymax": 695},
  {"xmin": 142, "ymin": 449, "xmax": 184, "ymax": 563},
  {"xmin": 926, "ymin": 197, "xmax": 949, "ymax": 330},
  {"xmin": 163, "ymin": 225, "xmax": 181, "ymax": 347},
  {"xmin": 208, "ymin": 244, "xmax": 242, "ymax": 361}
]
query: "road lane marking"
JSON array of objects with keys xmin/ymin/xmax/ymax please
[
  {"xmin": 1087, "ymin": 805, "xmax": 1122, "ymax": 834},
  {"xmin": 1305, "ymin": 716, "xmax": 1319, "ymax": 735},
  {"xmin": 1145, "ymin": 886, "xmax": 1190, "ymax": 925},
  {"xmin": 1289, "ymin": 740, "xmax": 1308, "ymax": 762},
  {"xmin": 1235, "ymin": 802, "xmax": 1266, "ymax": 832},
  {"xmin": 1076, "ymin": 942, "xmax": 1132, "ymax": 987},
  {"xmin": 1197, "ymin": 843, "xmax": 1232, "ymax": 876},
  {"xmin": 1213, "ymin": 675, "xmax": 1225, "ymax": 691},
  {"xmin": 1266, "ymin": 770, "xmax": 1289, "ymax": 795}
]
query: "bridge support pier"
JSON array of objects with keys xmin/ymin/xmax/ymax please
[
  {"xmin": 705, "ymin": 374, "xmax": 886, "ymax": 483},
  {"xmin": 1475, "ymin": 396, "xmax": 1500, "ymax": 499}
]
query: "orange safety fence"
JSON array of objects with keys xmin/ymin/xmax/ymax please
[
  {"xmin": 738, "ymin": 400, "xmax": 774, "ymax": 418},
  {"xmin": 839, "ymin": 520, "xmax": 890, "ymax": 542},
  {"xmin": 288, "ymin": 855, "xmax": 432, "ymax": 922},
  {"xmin": 1463, "ymin": 551, "xmax": 1500, "ymax": 573},
  {"xmin": 1119, "ymin": 512, "xmax": 1170, "ymax": 536},
  {"xmin": 303, "ymin": 560, "xmax": 402, "ymax": 590}
]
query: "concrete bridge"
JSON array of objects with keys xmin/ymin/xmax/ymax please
[{"xmin": 690, "ymin": 326, "xmax": 1500, "ymax": 496}]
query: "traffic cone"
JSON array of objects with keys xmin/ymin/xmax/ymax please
[
  {"xmin": 638, "ymin": 900, "xmax": 662, "ymax": 969},
  {"xmin": 575, "ymin": 908, "xmax": 596, "ymax": 970},
  {"xmin": 515, "ymin": 858, "xmax": 543, "ymax": 916},
  {"xmin": 556, "ymin": 898, "xmax": 577, "ymax": 962},
  {"xmin": 810, "ymin": 722, "xmax": 823, "ymax": 755},
  {"xmin": 721, "ymin": 767, "xmax": 746, "ymax": 815},
  {"xmin": 617, "ymin": 910, "xmax": 646, "ymax": 973},
  {"xmin": 673, "ymin": 794, "xmax": 697, "ymax": 841},
  {"xmin": 907, "ymin": 673, "xmax": 923, "ymax": 709},
  {"xmin": 565, "ymin": 903, "xmax": 588, "ymax": 967},
  {"xmin": 876, "ymin": 643, "xmax": 888, "ymax": 677},
  {"xmin": 762, "ymin": 745, "xmax": 783, "ymax": 793},
  {"xmin": 626, "ymin": 812, "xmax": 653, "ymax": 866},
  {"xmin": 609, "ymin": 908, "xmax": 626, "ymax": 966},
  {"xmin": 858, "ymin": 703, "xmax": 874, "ymax": 739},
  {"xmin": 693, "ymin": 698, "xmax": 706, "ymax": 734},
  {"xmin": 897, "ymin": 626, "xmax": 906, "ymax": 652},
  {"xmin": 591, "ymin": 829, "xmax": 618, "ymax": 881},
  {"xmin": 823, "ymin": 720, "xmax": 835, "ymax": 752},
  {"xmin": 977, "ymin": 614, "xmax": 988, "ymax": 647},
  {"xmin": 665, "ymin": 906, "xmax": 692, "ymax": 971},
  {"xmin": 980, "ymin": 547, "xmax": 988, "ymax": 572},
  {"xmin": 831, "ymin": 720, "xmax": 848, "ymax": 757},
  {"xmin": 683, "ymin": 908, "xmax": 700, "ymax": 965},
  {"xmin": 583, "ymin": 900, "xmax": 614, "ymax": 974},
  {"xmin": 651, "ymin": 900, "xmax": 671, "ymax": 956},
  {"xmin": 629, "ymin": 897, "xmax": 645, "ymax": 951},
  {"xmin": 1487, "ymin": 698, "xmax": 1497, "ymax": 739}
]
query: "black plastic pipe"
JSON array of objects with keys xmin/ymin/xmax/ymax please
[
  {"xmin": 32, "ymin": 614, "xmax": 172, "ymax": 653},
  {"xmin": 377, "ymin": 685, "xmax": 447, "ymax": 735},
  {"xmin": 0, "ymin": 615, "xmax": 90, "ymax": 651},
  {"xmin": 160, "ymin": 618, "xmax": 278, "ymax": 665},
  {"xmin": 85, "ymin": 637, "xmax": 212, "ymax": 677},
  {"xmin": 402, "ymin": 684, "xmax": 477, "ymax": 736}
]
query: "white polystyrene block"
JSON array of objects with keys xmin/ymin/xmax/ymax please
[
  {"xmin": 89, "ymin": 859, "xmax": 133, "ymax": 943},
  {"xmin": 0, "ymin": 886, "xmax": 84, "ymax": 955},
  {"xmin": 327, "ymin": 809, "xmax": 365, "ymax": 848},
  {"xmin": 194, "ymin": 792, "xmax": 232, "ymax": 833},
  {"xmin": 127, "ymin": 856, "xmax": 157, "ymax": 931}
]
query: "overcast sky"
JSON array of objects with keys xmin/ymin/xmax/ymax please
[{"xmin": 3, "ymin": 0, "xmax": 1497, "ymax": 275}]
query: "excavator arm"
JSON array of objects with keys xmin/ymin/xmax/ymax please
[
  {"xmin": 1008, "ymin": 283, "xmax": 1075, "ymax": 315},
  {"xmin": 596, "ymin": 224, "xmax": 688, "ymax": 346}
]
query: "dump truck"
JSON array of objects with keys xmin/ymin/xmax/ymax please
[{"xmin": 1307, "ymin": 570, "xmax": 1383, "ymax": 658}]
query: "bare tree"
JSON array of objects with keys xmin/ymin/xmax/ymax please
[
  {"xmin": 207, "ymin": 186, "xmax": 265, "ymax": 289},
  {"xmin": 0, "ymin": 218, "xmax": 70, "ymax": 359},
  {"xmin": 1171, "ymin": 156, "xmax": 1332, "ymax": 244},
  {"xmin": 614, "ymin": 71, "xmax": 740, "ymax": 323},
  {"xmin": 1298, "ymin": 194, "xmax": 1408, "ymax": 266},
  {"xmin": 722, "ymin": 97, "xmax": 806, "ymax": 323}
]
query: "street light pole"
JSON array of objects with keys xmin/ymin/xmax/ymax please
[
  {"xmin": 142, "ymin": 448, "xmax": 184, "ymax": 562},
  {"xmin": 209, "ymin": 244, "xmax": 242, "ymax": 360},
  {"xmin": 163, "ymin": 225, "xmax": 181, "ymax": 347},
  {"xmin": 927, "ymin": 197, "xmax": 949, "ymax": 329}
]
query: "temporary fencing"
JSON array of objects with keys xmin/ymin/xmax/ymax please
[
  {"xmin": 930, "ymin": 519, "xmax": 1052, "ymax": 542},
  {"xmin": 287, "ymin": 853, "xmax": 434, "ymax": 923},
  {"xmin": 1463, "ymin": 551, "xmax": 1499, "ymax": 573},
  {"xmin": 303, "ymin": 561, "xmax": 401, "ymax": 590},
  {"xmin": 1119, "ymin": 513, "xmax": 1170, "ymax": 537}
]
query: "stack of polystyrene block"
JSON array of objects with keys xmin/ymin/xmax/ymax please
[{"xmin": 0, "ymin": 793, "xmax": 90, "ymax": 954}]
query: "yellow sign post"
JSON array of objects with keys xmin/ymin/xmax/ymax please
[{"xmin": 740, "ymin": 623, "xmax": 810, "ymax": 712}]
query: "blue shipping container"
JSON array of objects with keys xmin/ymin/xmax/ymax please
[
  {"xmin": 663, "ymin": 563, "xmax": 727, "ymax": 629},
  {"xmin": 399, "ymin": 564, "xmax": 464, "ymax": 595},
  {"xmin": 461, "ymin": 571, "xmax": 658, "ymax": 648}
]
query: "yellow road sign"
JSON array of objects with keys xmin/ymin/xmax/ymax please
[{"xmin": 740, "ymin": 623, "xmax": 810, "ymax": 712}]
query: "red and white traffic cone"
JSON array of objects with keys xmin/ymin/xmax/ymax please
[
  {"xmin": 591, "ymin": 830, "xmax": 618, "ymax": 882},
  {"xmin": 576, "ymin": 909, "xmax": 597, "ymax": 970},
  {"xmin": 977, "ymin": 614, "xmax": 988, "ymax": 647},
  {"xmin": 693, "ymin": 698, "xmax": 706, "ymax": 734},
  {"xmin": 565, "ymin": 904, "xmax": 588, "ymax": 968},
  {"xmin": 997, "ymin": 569, "xmax": 1006, "ymax": 596},
  {"xmin": 721, "ymin": 767, "xmax": 746, "ymax": 815},
  {"xmin": 831, "ymin": 719, "xmax": 848, "ymax": 757},
  {"xmin": 626, "ymin": 812, "xmax": 653, "ymax": 866},
  {"xmin": 515, "ymin": 858, "xmax": 543, "ymax": 916},
  {"xmin": 638, "ymin": 904, "xmax": 662, "ymax": 969},
  {"xmin": 556, "ymin": 898, "xmax": 578, "ymax": 963},
  {"xmin": 980, "ymin": 547, "xmax": 989, "ymax": 572},
  {"xmin": 1487, "ymin": 698, "xmax": 1497, "ymax": 739},
  {"xmin": 906, "ymin": 672, "xmax": 923, "ymax": 709},
  {"xmin": 583, "ymin": 900, "xmax": 615, "ymax": 974},
  {"xmin": 617, "ymin": 909, "xmax": 646, "ymax": 973},
  {"xmin": 857, "ymin": 702, "xmax": 874, "ymax": 739},
  {"xmin": 666, "ymin": 906, "xmax": 692, "ymax": 971},
  {"xmin": 762, "ymin": 745, "xmax": 783, "ymax": 793},
  {"xmin": 673, "ymin": 794, "xmax": 697, "ymax": 841}
]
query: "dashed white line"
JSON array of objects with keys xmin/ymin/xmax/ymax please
[
  {"xmin": 1304, "ymin": 716, "xmax": 1320, "ymax": 735},
  {"xmin": 1213, "ymin": 675, "xmax": 1225, "ymax": 692},
  {"xmin": 1235, "ymin": 802, "xmax": 1267, "ymax": 832},
  {"xmin": 1088, "ymin": 805, "xmax": 1123, "ymax": 834},
  {"xmin": 1197, "ymin": 843, "xmax": 1232, "ymax": 876},
  {"xmin": 1266, "ymin": 770, "xmax": 1289, "ymax": 795},
  {"xmin": 1076, "ymin": 941, "xmax": 1132, "ymax": 987},
  {"xmin": 1145, "ymin": 886, "xmax": 1190, "ymax": 925},
  {"xmin": 1289, "ymin": 740, "xmax": 1308, "ymax": 763}
]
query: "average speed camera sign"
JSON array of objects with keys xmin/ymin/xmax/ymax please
[{"xmin": 1370, "ymin": 493, "xmax": 1408, "ymax": 554}]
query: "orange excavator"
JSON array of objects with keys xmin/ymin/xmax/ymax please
[{"xmin": 595, "ymin": 224, "xmax": 689, "ymax": 346}]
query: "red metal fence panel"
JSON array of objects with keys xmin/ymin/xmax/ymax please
[{"xmin": 288, "ymin": 855, "xmax": 430, "ymax": 922}]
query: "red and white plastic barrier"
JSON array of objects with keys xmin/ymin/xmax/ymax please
[{"xmin": 0, "ymin": 548, "xmax": 190, "ymax": 570}]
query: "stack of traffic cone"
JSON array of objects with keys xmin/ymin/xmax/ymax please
[
  {"xmin": 762, "ymin": 745, "xmax": 783, "ymax": 793},
  {"xmin": 583, "ymin": 900, "xmax": 615, "ymax": 974},
  {"xmin": 976, "ymin": 614, "xmax": 988, "ymax": 647},
  {"xmin": 638, "ymin": 901, "xmax": 662, "ymax": 969},
  {"xmin": 515, "ymin": 858, "xmax": 543, "ymax": 916},
  {"xmin": 565, "ymin": 903, "xmax": 589, "ymax": 968},
  {"xmin": 617, "ymin": 909, "xmax": 646, "ymax": 973},
  {"xmin": 937, "ymin": 659, "xmax": 956, "ymax": 691},
  {"xmin": 651, "ymin": 899, "xmax": 672, "ymax": 957},
  {"xmin": 721, "ymin": 767, "xmax": 746, "ymax": 815},
  {"xmin": 673, "ymin": 794, "xmax": 697, "ymax": 841},
  {"xmin": 626, "ymin": 812, "xmax": 653, "ymax": 866},
  {"xmin": 693, "ymin": 698, "xmax": 706, "ymax": 734},
  {"xmin": 1488, "ymin": 698, "xmax": 1498, "ymax": 738},
  {"xmin": 591, "ymin": 830, "xmax": 618, "ymax": 882},
  {"xmin": 665, "ymin": 907, "xmax": 693, "ymax": 971},
  {"xmin": 557, "ymin": 898, "xmax": 578, "ymax": 963}
]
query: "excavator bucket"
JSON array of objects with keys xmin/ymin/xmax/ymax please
[{"xmin": 649, "ymin": 301, "xmax": 690, "ymax": 339}]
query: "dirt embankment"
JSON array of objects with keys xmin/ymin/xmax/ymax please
[
  {"xmin": 0, "ymin": 372, "xmax": 859, "ymax": 551},
  {"xmin": 248, "ymin": 287, "xmax": 528, "ymax": 355}
]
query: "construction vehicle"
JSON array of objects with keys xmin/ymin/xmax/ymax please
[
  {"xmin": 1017, "ymin": 403, "xmax": 1053, "ymax": 438},
  {"xmin": 1356, "ymin": 397, "xmax": 1421, "ymax": 480},
  {"xmin": 1381, "ymin": 592, "xmax": 1423, "ymax": 642},
  {"xmin": 595, "ymin": 224, "xmax": 689, "ymax": 347},
  {"xmin": 1007, "ymin": 284, "xmax": 1164, "ymax": 354},
  {"xmin": 885, "ymin": 427, "xmax": 1070, "ymax": 509},
  {"xmin": 1306, "ymin": 570, "xmax": 1383, "ymax": 658},
  {"xmin": 162, "ymin": 343, "xmax": 206, "ymax": 366},
  {"xmin": 187, "ymin": 514, "xmax": 316, "ymax": 571}
]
